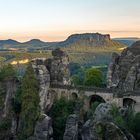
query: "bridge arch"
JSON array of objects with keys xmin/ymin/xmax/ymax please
[
  {"xmin": 71, "ymin": 92, "xmax": 78, "ymax": 100},
  {"xmin": 123, "ymin": 98, "xmax": 136, "ymax": 108},
  {"xmin": 89, "ymin": 95, "xmax": 105, "ymax": 108}
]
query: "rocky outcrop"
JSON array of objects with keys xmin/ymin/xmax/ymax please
[
  {"xmin": 49, "ymin": 48, "xmax": 71, "ymax": 86},
  {"xmin": 81, "ymin": 119, "xmax": 98, "ymax": 140},
  {"xmin": 33, "ymin": 114, "xmax": 53, "ymax": 140},
  {"xmin": 31, "ymin": 58, "xmax": 51, "ymax": 112},
  {"xmin": 93, "ymin": 103, "xmax": 113, "ymax": 122},
  {"xmin": 95, "ymin": 121, "xmax": 128, "ymax": 140},
  {"xmin": 81, "ymin": 103, "xmax": 136, "ymax": 140},
  {"xmin": 63, "ymin": 114, "xmax": 78, "ymax": 140},
  {"xmin": 31, "ymin": 49, "xmax": 71, "ymax": 112},
  {"xmin": 107, "ymin": 41, "xmax": 140, "ymax": 92}
]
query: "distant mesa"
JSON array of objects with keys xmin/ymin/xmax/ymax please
[
  {"xmin": 49, "ymin": 33, "xmax": 125, "ymax": 49},
  {"xmin": 0, "ymin": 33, "xmax": 129, "ymax": 50},
  {"xmin": 66, "ymin": 33, "xmax": 111, "ymax": 42}
]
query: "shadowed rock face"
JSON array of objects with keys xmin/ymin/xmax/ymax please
[
  {"xmin": 63, "ymin": 114, "xmax": 78, "ymax": 140},
  {"xmin": 49, "ymin": 48, "xmax": 71, "ymax": 86},
  {"xmin": 81, "ymin": 103, "xmax": 136, "ymax": 140},
  {"xmin": 33, "ymin": 114, "xmax": 53, "ymax": 140},
  {"xmin": 107, "ymin": 41, "xmax": 140, "ymax": 92}
]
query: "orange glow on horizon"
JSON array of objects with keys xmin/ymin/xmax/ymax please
[{"xmin": 0, "ymin": 30, "xmax": 140, "ymax": 42}]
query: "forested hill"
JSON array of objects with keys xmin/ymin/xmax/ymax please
[{"xmin": 113, "ymin": 37, "xmax": 140, "ymax": 46}]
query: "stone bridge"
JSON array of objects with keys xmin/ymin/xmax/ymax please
[{"xmin": 49, "ymin": 85, "xmax": 140, "ymax": 112}]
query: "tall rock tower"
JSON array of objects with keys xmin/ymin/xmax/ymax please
[
  {"xmin": 31, "ymin": 48, "xmax": 71, "ymax": 112},
  {"xmin": 47, "ymin": 48, "xmax": 71, "ymax": 86}
]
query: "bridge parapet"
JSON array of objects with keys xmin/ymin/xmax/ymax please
[
  {"xmin": 50, "ymin": 84, "xmax": 116, "ymax": 94},
  {"xmin": 49, "ymin": 84, "xmax": 140, "ymax": 112}
]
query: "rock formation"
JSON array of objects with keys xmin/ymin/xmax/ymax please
[
  {"xmin": 107, "ymin": 41, "xmax": 140, "ymax": 92},
  {"xmin": 48, "ymin": 48, "xmax": 71, "ymax": 86},
  {"xmin": 93, "ymin": 103, "xmax": 113, "ymax": 122},
  {"xmin": 33, "ymin": 114, "xmax": 53, "ymax": 140},
  {"xmin": 81, "ymin": 103, "xmax": 136, "ymax": 140},
  {"xmin": 63, "ymin": 114, "xmax": 78, "ymax": 140},
  {"xmin": 31, "ymin": 48, "xmax": 71, "ymax": 112},
  {"xmin": 31, "ymin": 58, "xmax": 50, "ymax": 112}
]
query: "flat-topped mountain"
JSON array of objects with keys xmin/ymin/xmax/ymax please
[
  {"xmin": 65, "ymin": 33, "xmax": 111, "ymax": 43},
  {"xmin": 0, "ymin": 33, "xmax": 127, "ymax": 50},
  {"xmin": 50, "ymin": 33, "xmax": 126, "ymax": 49}
]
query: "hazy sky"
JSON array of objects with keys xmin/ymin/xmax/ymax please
[{"xmin": 0, "ymin": 0, "xmax": 140, "ymax": 42}]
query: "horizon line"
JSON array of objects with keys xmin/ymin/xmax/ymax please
[{"xmin": 0, "ymin": 31, "xmax": 140, "ymax": 42}]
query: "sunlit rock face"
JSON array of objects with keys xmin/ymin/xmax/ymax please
[
  {"xmin": 31, "ymin": 49, "xmax": 71, "ymax": 112},
  {"xmin": 107, "ymin": 41, "xmax": 140, "ymax": 92},
  {"xmin": 66, "ymin": 33, "xmax": 111, "ymax": 43},
  {"xmin": 48, "ymin": 48, "xmax": 71, "ymax": 86},
  {"xmin": 31, "ymin": 58, "xmax": 50, "ymax": 112}
]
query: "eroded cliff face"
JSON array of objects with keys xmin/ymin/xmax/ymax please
[
  {"xmin": 31, "ymin": 48, "xmax": 71, "ymax": 113},
  {"xmin": 64, "ymin": 103, "xmax": 136, "ymax": 140},
  {"xmin": 107, "ymin": 41, "xmax": 140, "ymax": 92},
  {"xmin": 33, "ymin": 114, "xmax": 53, "ymax": 140},
  {"xmin": 29, "ymin": 49, "xmax": 71, "ymax": 140},
  {"xmin": 31, "ymin": 58, "xmax": 50, "ymax": 112},
  {"xmin": 48, "ymin": 48, "xmax": 71, "ymax": 86}
]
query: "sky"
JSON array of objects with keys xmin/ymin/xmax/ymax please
[{"xmin": 0, "ymin": 0, "xmax": 140, "ymax": 42}]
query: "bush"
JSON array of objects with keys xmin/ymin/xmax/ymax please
[
  {"xmin": 0, "ymin": 118, "xmax": 11, "ymax": 132},
  {"xmin": 131, "ymin": 112, "xmax": 140, "ymax": 139},
  {"xmin": 0, "ymin": 64, "xmax": 16, "ymax": 81},
  {"xmin": 71, "ymin": 75, "xmax": 83, "ymax": 86},
  {"xmin": 84, "ymin": 68, "xmax": 103, "ymax": 87},
  {"xmin": 110, "ymin": 104, "xmax": 125, "ymax": 128}
]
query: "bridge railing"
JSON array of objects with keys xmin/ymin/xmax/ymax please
[
  {"xmin": 50, "ymin": 84, "xmax": 140, "ymax": 96},
  {"xmin": 50, "ymin": 84, "xmax": 116, "ymax": 93}
]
